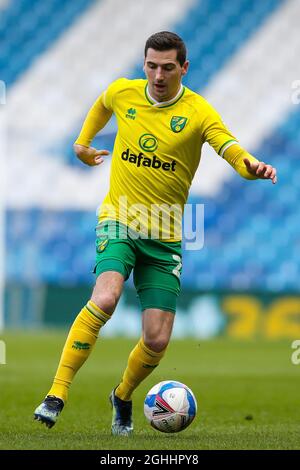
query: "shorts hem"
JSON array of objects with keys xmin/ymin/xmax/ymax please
[
  {"xmin": 136, "ymin": 285, "xmax": 180, "ymax": 296},
  {"xmin": 94, "ymin": 258, "xmax": 130, "ymax": 279},
  {"xmin": 141, "ymin": 304, "xmax": 176, "ymax": 314}
]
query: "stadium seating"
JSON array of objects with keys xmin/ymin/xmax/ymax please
[
  {"xmin": 183, "ymin": 108, "xmax": 300, "ymax": 292},
  {"xmin": 132, "ymin": 0, "xmax": 283, "ymax": 91},
  {"xmin": 4, "ymin": 0, "xmax": 299, "ymax": 293},
  {"xmin": 6, "ymin": 105, "xmax": 300, "ymax": 291},
  {"xmin": 0, "ymin": 0, "xmax": 95, "ymax": 86}
]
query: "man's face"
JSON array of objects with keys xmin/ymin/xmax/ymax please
[{"xmin": 144, "ymin": 48, "xmax": 189, "ymax": 102}]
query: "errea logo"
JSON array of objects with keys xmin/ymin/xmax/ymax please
[{"xmin": 126, "ymin": 108, "xmax": 136, "ymax": 120}]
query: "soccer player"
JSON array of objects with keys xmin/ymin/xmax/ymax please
[{"xmin": 34, "ymin": 32, "xmax": 277, "ymax": 435}]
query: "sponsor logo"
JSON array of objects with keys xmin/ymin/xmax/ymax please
[
  {"xmin": 126, "ymin": 107, "xmax": 136, "ymax": 120},
  {"xmin": 121, "ymin": 148, "xmax": 176, "ymax": 172},
  {"xmin": 170, "ymin": 116, "xmax": 187, "ymax": 133},
  {"xmin": 139, "ymin": 133, "xmax": 158, "ymax": 152},
  {"xmin": 72, "ymin": 341, "xmax": 91, "ymax": 350}
]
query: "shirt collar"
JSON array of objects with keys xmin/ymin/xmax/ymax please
[{"xmin": 145, "ymin": 83, "xmax": 184, "ymax": 108}]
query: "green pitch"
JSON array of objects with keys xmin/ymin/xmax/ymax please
[{"xmin": 1, "ymin": 331, "xmax": 300, "ymax": 450}]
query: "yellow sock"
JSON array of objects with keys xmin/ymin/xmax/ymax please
[
  {"xmin": 48, "ymin": 300, "xmax": 111, "ymax": 402},
  {"xmin": 115, "ymin": 338, "xmax": 166, "ymax": 401}
]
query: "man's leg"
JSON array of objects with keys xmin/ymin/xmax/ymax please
[
  {"xmin": 110, "ymin": 308, "xmax": 174, "ymax": 436},
  {"xmin": 115, "ymin": 308, "xmax": 174, "ymax": 400},
  {"xmin": 116, "ymin": 239, "xmax": 180, "ymax": 401},
  {"xmin": 110, "ymin": 238, "xmax": 180, "ymax": 435},
  {"xmin": 34, "ymin": 271, "xmax": 124, "ymax": 427}
]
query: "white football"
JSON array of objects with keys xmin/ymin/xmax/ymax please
[{"xmin": 144, "ymin": 380, "xmax": 197, "ymax": 433}]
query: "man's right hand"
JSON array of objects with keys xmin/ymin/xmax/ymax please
[{"xmin": 73, "ymin": 144, "xmax": 110, "ymax": 166}]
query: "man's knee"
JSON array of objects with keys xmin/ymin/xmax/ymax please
[
  {"xmin": 90, "ymin": 272, "xmax": 124, "ymax": 315},
  {"xmin": 143, "ymin": 335, "xmax": 170, "ymax": 353},
  {"xmin": 91, "ymin": 292, "xmax": 119, "ymax": 315},
  {"xmin": 142, "ymin": 309, "xmax": 174, "ymax": 352}
]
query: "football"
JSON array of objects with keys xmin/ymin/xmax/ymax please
[{"xmin": 144, "ymin": 380, "xmax": 197, "ymax": 433}]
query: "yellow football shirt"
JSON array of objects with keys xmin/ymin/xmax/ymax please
[{"xmin": 75, "ymin": 78, "xmax": 242, "ymax": 240}]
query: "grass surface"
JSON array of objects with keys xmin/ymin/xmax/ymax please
[{"xmin": 0, "ymin": 331, "xmax": 300, "ymax": 450}]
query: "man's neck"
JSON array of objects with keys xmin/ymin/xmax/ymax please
[{"xmin": 146, "ymin": 84, "xmax": 183, "ymax": 107}]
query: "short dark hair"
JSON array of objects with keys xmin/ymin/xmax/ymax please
[{"xmin": 144, "ymin": 31, "xmax": 187, "ymax": 66}]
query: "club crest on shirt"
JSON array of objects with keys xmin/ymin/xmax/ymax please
[
  {"xmin": 170, "ymin": 116, "xmax": 188, "ymax": 133},
  {"xmin": 96, "ymin": 238, "xmax": 109, "ymax": 253}
]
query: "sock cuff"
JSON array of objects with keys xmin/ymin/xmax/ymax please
[
  {"xmin": 139, "ymin": 337, "xmax": 166, "ymax": 359},
  {"xmin": 86, "ymin": 301, "xmax": 111, "ymax": 324}
]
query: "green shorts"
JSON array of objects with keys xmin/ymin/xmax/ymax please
[{"xmin": 93, "ymin": 220, "xmax": 182, "ymax": 313}]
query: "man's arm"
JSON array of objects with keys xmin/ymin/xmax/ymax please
[
  {"xmin": 201, "ymin": 102, "xmax": 277, "ymax": 184},
  {"xmin": 74, "ymin": 97, "xmax": 112, "ymax": 166},
  {"xmin": 223, "ymin": 144, "xmax": 277, "ymax": 184}
]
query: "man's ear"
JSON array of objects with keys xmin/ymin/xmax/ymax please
[{"xmin": 182, "ymin": 60, "xmax": 189, "ymax": 76}]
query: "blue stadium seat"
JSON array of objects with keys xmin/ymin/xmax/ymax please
[
  {"xmin": 0, "ymin": 0, "xmax": 95, "ymax": 86},
  {"xmin": 6, "ymin": 0, "xmax": 297, "ymax": 293}
]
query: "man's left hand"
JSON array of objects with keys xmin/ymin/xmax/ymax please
[{"xmin": 244, "ymin": 158, "xmax": 277, "ymax": 184}]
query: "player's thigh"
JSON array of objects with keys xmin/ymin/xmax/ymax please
[
  {"xmin": 133, "ymin": 239, "xmax": 182, "ymax": 313},
  {"xmin": 92, "ymin": 220, "xmax": 136, "ymax": 313},
  {"xmin": 94, "ymin": 220, "xmax": 136, "ymax": 280}
]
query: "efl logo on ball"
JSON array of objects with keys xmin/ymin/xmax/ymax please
[{"xmin": 144, "ymin": 380, "xmax": 197, "ymax": 433}]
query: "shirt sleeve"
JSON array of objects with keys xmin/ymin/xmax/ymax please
[
  {"xmin": 74, "ymin": 78, "xmax": 126, "ymax": 147},
  {"xmin": 202, "ymin": 106, "xmax": 238, "ymax": 156},
  {"xmin": 200, "ymin": 101, "xmax": 259, "ymax": 180},
  {"xmin": 101, "ymin": 78, "xmax": 127, "ymax": 111},
  {"xmin": 223, "ymin": 144, "xmax": 259, "ymax": 180},
  {"xmin": 74, "ymin": 94, "xmax": 112, "ymax": 147}
]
